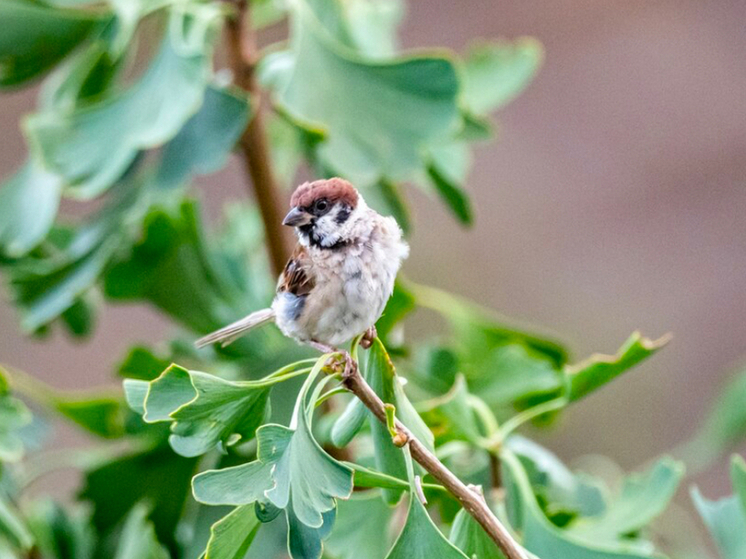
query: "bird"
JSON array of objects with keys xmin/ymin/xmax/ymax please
[{"xmin": 195, "ymin": 177, "xmax": 409, "ymax": 372}]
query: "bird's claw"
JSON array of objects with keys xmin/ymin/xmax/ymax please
[
  {"xmin": 360, "ymin": 325, "xmax": 377, "ymax": 349},
  {"xmin": 341, "ymin": 351, "xmax": 355, "ymax": 379}
]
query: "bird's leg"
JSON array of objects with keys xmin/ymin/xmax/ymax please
[
  {"xmin": 309, "ymin": 340, "xmax": 355, "ymax": 378},
  {"xmin": 360, "ymin": 325, "xmax": 378, "ymax": 349}
]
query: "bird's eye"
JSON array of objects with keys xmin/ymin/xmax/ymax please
[{"xmin": 315, "ymin": 199, "xmax": 329, "ymax": 213}]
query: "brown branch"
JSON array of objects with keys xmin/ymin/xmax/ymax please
[
  {"xmin": 224, "ymin": 0, "xmax": 291, "ymax": 276},
  {"xmin": 342, "ymin": 363, "xmax": 527, "ymax": 559}
]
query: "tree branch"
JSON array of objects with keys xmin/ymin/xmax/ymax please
[
  {"xmin": 224, "ymin": 0, "xmax": 290, "ymax": 276},
  {"xmin": 342, "ymin": 362, "xmax": 527, "ymax": 559}
]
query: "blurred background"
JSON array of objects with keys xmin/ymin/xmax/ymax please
[{"xmin": 1, "ymin": 0, "xmax": 745, "ymax": 504}]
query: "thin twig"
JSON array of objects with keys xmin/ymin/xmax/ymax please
[
  {"xmin": 342, "ymin": 362, "xmax": 527, "ymax": 559},
  {"xmin": 224, "ymin": 0, "xmax": 291, "ymax": 276}
]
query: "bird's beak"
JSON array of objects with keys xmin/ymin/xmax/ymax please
[{"xmin": 282, "ymin": 207, "xmax": 311, "ymax": 227}]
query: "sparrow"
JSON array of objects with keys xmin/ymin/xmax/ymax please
[{"xmin": 195, "ymin": 178, "xmax": 409, "ymax": 367}]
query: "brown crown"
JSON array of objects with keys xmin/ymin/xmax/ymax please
[{"xmin": 290, "ymin": 178, "xmax": 359, "ymax": 209}]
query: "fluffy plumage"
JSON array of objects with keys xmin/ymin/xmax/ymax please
[{"xmin": 195, "ymin": 178, "xmax": 408, "ymax": 350}]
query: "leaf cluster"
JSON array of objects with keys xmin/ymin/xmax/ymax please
[{"xmin": 0, "ymin": 1, "xmax": 743, "ymax": 559}]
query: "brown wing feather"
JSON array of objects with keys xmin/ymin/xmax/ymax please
[{"xmin": 277, "ymin": 244, "xmax": 315, "ymax": 296}]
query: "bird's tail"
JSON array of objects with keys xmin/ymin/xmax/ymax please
[{"xmin": 195, "ymin": 308, "xmax": 275, "ymax": 348}]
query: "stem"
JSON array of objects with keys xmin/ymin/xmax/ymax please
[
  {"xmin": 499, "ymin": 397, "xmax": 567, "ymax": 440},
  {"xmin": 342, "ymin": 361, "xmax": 527, "ymax": 559},
  {"xmin": 224, "ymin": 0, "xmax": 291, "ymax": 276}
]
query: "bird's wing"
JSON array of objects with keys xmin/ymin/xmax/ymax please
[{"xmin": 277, "ymin": 244, "xmax": 315, "ymax": 296}]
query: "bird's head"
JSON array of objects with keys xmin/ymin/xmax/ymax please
[{"xmin": 283, "ymin": 178, "xmax": 364, "ymax": 249}]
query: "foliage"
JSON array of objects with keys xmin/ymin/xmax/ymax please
[{"xmin": 0, "ymin": 1, "xmax": 741, "ymax": 559}]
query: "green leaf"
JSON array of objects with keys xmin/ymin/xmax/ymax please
[
  {"xmin": 192, "ymin": 461, "xmax": 275, "ymax": 506},
  {"xmin": 344, "ymin": 461, "xmax": 444, "ymax": 492},
  {"xmin": 691, "ymin": 487, "xmax": 746, "ymax": 559},
  {"xmin": 194, "ymin": 361, "xmax": 353, "ymax": 530},
  {"xmin": 0, "ymin": 161, "xmax": 63, "ymax": 257},
  {"xmin": 104, "ymin": 201, "xmax": 254, "ymax": 336},
  {"xmin": 565, "ymin": 332, "xmax": 671, "ymax": 402},
  {"xmin": 450, "ymin": 508, "xmax": 506, "ymax": 559},
  {"xmin": 0, "ymin": 0, "xmax": 104, "ymax": 87},
  {"xmin": 54, "ymin": 391, "xmax": 130, "ymax": 439},
  {"xmin": 567, "ymin": 458, "xmax": 684, "ymax": 547},
  {"xmin": 732, "ymin": 454, "xmax": 746, "ymax": 515},
  {"xmin": 502, "ymin": 450, "xmax": 661, "ymax": 559},
  {"xmin": 0, "ymin": 368, "xmax": 32, "ymax": 462},
  {"xmin": 251, "ymin": 0, "xmax": 288, "ymax": 29},
  {"xmin": 385, "ymin": 476, "xmax": 468, "ymax": 558},
  {"xmin": 25, "ymin": 8, "xmax": 219, "ymax": 198},
  {"xmin": 461, "ymin": 38, "xmax": 544, "ymax": 114},
  {"xmin": 285, "ymin": 503, "xmax": 336, "ymax": 559},
  {"xmin": 375, "ymin": 179, "xmax": 412, "ymax": 235},
  {"xmin": 471, "ymin": 344, "xmax": 563, "ymax": 411},
  {"xmin": 0, "ymin": 493, "xmax": 33, "ymax": 551},
  {"xmin": 259, "ymin": 419, "xmax": 353, "ymax": 527},
  {"xmin": 123, "ymin": 379, "xmax": 149, "ymax": 415},
  {"xmin": 117, "ymin": 346, "xmax": 170, "ymax": 381},
  {"xmin": 409, "ymin": 281, "xmax": 568, "ymax": 370},
  {"xmin": 326, "ymin": 491, "xmax": 394, "ymax": 559},
  {"xmin": 506, "ymin": 436, "xmax": 605, "ymax": 520},
  {"xmin": 141, "ymin": 364, "xmax": 271, "ymax": 457},
  {"xmin": 684, "ymin": 365, "xmax": 746, "ymax": 466},
  {"xmin": 426, "ymin": 161, "xmax": 473, "ymax": 225},
  {"xmin": 6, "ymin": 187, "xmax": 135, "ymax": 332},
  {"xmin": 341, "ymin": 0, "xmax": 404, "ymax": 58},
  {"xmin": 263, "ymin": 0, "xmax": 460, "ymax": 187},
  {"xmin": 419, "ymin": 375, "xmax": 485, "ymax": 445},
  {"xmin": 156, "ymin": 85, "xmax": 252, "ymax": 190},
  {"xmin": 202, "ymin": 505, "xmax": 261, "ymax": 559},
  {"xmin": 113, "ymin": 504, "xmax": 168, "ymax": 559},
  {"xmin": 376, "ymin": 280, "xmax": 416, "ymax": 345},
  {"xmin": 330, "ymin": 396, "xmax": 367, "ymax": 448},
  {"xmin": 363, "ymin": 338, "xmax": 434, "ymax": 504},
  {"xmin": 25, "ymin": 501, "xmax": 94, "ymax": 559},
  {"xmin": 79, "ymin": 445, "xmax": 197, "ymax": 551}
]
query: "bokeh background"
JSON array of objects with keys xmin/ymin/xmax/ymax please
[{"xmin": 1, "ymin": 0, "xmax": 745, "ymax": 508}]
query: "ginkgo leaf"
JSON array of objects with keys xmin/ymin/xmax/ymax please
[
  {"xmin": 259, "ymin": 419, "xmax": 353, "ymax": 528},
  {"xmin": 0, "ymin": 160, "xmax": 62, "ymax": 258},
  {"xmin": 141, "ymin": 364, "xmax": 271, "ymax": 457},
  {"xmin": 506, "ymin": 436, "xmax": 605, "ymax": 519},
  {"xmin": 691, "ymin": 488, "xmax": 746, "ymax": 559},
  {"xmin": 286, "ymin": 503, "xmax": 336, "ymax": 559},
  {"xmin": 330, "ymin": 396, "xmax": 367, "ymax": 448},
  {"xmin": 262, "ymin": 0, "xmax": 460, "ymax": 187},
  {"xmin": 0, "ymin": 0, "xmax": 105, "ymax": 87},
  {"xmin": 502, "ymin": 450, "xmax": 663, "ymax": 559},
  {"xmin": 732, "ymin": 455, "xmax": 746, "ymax": 516},
  {"xmin": 156, "ymin": 85, "xmax": 252, "ymax": 190},
  {"xmin": 567, "ymin": 458, "xmax": 684, "ymax": 547},
  {"xmin": 419, "ymin": 375, "xmax": 485, "ymax": 445},
  {"xmin": 202, "ymin": 505, "xmax": 261, "ymax": 559},
  {"xmin": 25, "ymin": 8, "xmax": 220, "ymax": 198},
  {"xmin": 0, "ymin": 494, "xmax": 33, "ymax": 551},
  {"xmin": 682, "ymin": 365, "xmax": 746, "ymax": 467},
  {"xmin": 192, "ymin": 461, "xmax": 275, "ymax": 506},
  {"xmin": 363, "ymin": 338, "xmax": 434, "ymax": 504},
  {"xmin": 0, "ymin": 367, "xmax": 33, "ymax": 462},
  {"xmin": 461, "ymin": 38, "xmax": 544, "ymax": 115},
  {"xmin": 326, "ymin": 491, "xmax": 394, "ymax": 559},
  {"xmin": 113, "ymin": 504, "xmax": 168, "ymax": 559},
  {"xmin": 450, "ymin": 508, "xmax": 506, "ymax": 559},
  {"xmin": 385, "ymin": 451, "xmax": 468, "ymax": 559},
  {"xmin": 79, "ymin": 445, "xmax": 198, "ymax": 551},
  {"xmin": 426, "ymin": 162, "xmax": 473, "ymax": 225},
  {"xmin": 565, "ymin": 332, "xmax": 671, "ymax": 402},
  {"xmin": 193, "ymin": 359, "xmax": 353, "ymax": 531}
]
